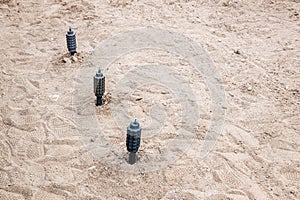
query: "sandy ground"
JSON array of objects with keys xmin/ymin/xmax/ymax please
[{"xmin": 0, "ymin": 0, "xmax": 300, "ymax": 199}]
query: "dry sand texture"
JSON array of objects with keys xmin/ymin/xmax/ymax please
[{"xmin": 0, "ymin": 0, "xmax": 300, "ymax": 199}]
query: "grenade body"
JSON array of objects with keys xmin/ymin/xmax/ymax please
[
  {"xmin": 94, "ymin": 69, "xmax": 105, "ymax": 106},
  {"xmin": 126, "ymin": 120, "xmax": 141, "ymax": 153},
  {"xmin": 66, "ymin": 27, "xmax": 77, "ymax": 55}
]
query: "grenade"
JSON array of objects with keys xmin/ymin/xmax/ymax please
[
  {"xmin": 94, "ymin": 68, "xmax": 105, "ymax": 106},
  {"xmin": 66, "ymin": 27, "xmax": 77, "ymax": 55},
  {"xmin": 126, "ymin": 119, "xmax": 142, "ymax": 164}
]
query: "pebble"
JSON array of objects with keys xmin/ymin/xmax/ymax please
[
  {"xmin": 63, "ymin": 57, "xmax": 71, "ymax": 64},
  {"xmin": 71, "ymin": 56, "xmax": 78, "ymax": 62},
  {"xmin": 140, "ymin": 118, "xmax": 147, "ymax": 122},
  {"xmin": 87, "ymin": 166, "xmax": 96, "ymax": 171},
  {"xmin": 247, "ymin": 86, "xmax": 252, "ymax": 91},
  {"xmin": 234, "ymin": 50, "xmax": 241, "ymax": 55}
]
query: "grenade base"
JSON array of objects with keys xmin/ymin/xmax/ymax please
[
  {"xmin": 96, "ymin": 96, "xmax": 103, "ymax": 106},
  {"xmin": 70, "ymin": 50, "xmax": 76, "ymax": 55},
  {"xmin": 129, "ymin": 152, "xmax": 136, "ymax": 165}
]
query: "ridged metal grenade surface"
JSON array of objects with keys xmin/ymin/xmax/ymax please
[
  {"xmin": 94, "ymin": 68, "xmax": 105, "ymax": 106},
  {"xmin": 66, "ymin": 27, "xmax": 77, "ymax": 55},
  {"xmin": 126, "ymin": 120, "xmax": 141, "ymax": 153}
]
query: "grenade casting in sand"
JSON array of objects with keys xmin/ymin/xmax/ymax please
[
  {"xmin": 126, "ymin": 119, "xmax": 142, "ymax": 164},
  {"xmin": 94, "ymin": 68, "xmax": 105, "ymax": 106},
  {"xmin": 66, "ymin": 27, "xmax": 77, "ymax": 55}
]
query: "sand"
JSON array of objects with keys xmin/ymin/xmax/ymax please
[{"xmin": 0, "ymin": 0, "xmax": 299, "ymax": 199}]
